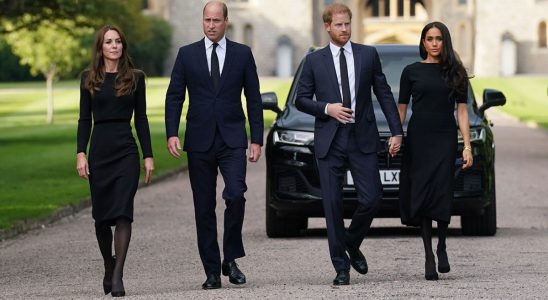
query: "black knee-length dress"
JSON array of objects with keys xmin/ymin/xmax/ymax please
[
  {"xmin": 77, "ymin": 71, "xmax": 152, "ymax": 225},
  {"xmin": 398, "ymin": 62, "xmax": 467, "ymax": 226}
]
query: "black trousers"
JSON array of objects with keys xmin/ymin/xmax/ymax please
[
  {"xmin": 316, "ymin": 125, "xmax": 382, "ymax": 272},
  {"xmin": 187, "ymin": 130, "xmax": 247, "ymax": 276}
]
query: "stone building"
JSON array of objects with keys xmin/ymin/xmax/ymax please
[{"xmin": 146, "ymin": 0, "xmax": 548, "ymax": 77}]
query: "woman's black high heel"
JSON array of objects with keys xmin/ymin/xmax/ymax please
[
  {"xmin": 437, "ymin": 248, "xmax": 451, "ymax": 273},
  {"xmin": 425, "ymin": 257, "xmax": 439, "ymax": 280},
  {"xmin": 103, "ymin": 256, "xmax": 116, "ymax": 295},
  {"xmin": 111, "ymin": 278, "xmax": 125, "ymax": 297}
]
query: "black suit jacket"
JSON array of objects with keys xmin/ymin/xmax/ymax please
[
  {"xmin": 295, "ymin": 43, "xmax": 403, "ymax": 158},
  {"xmin": 165, "ymin": 38, "xmax": 263, "ymax": 151}
]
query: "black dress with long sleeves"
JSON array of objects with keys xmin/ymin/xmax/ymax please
[
  {"xmin": 77, "ymin": 71, "xmax": 153, "ymax": 225},
  {"xmin": 398, "ymin": 62, "xmax": 467, "ymax": 226}
]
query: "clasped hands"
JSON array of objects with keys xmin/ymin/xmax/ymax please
[{"xmin": 327, "ymin": 103, "xmax": 401, "ymax": 157}]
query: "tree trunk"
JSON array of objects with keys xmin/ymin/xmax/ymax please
[{"xmin": 45, "ymin": 67, "xmax": 56, "ymax": 124}]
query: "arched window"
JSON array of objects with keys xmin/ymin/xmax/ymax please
[
  {"xmin": 244, "ymin": 24, "xmax": 253, "ymax": 49},
  {"xmin": 539, "ymin": 21, "xmax": 547, "ymax": 48}
]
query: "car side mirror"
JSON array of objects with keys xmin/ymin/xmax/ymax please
[
  {"xmin": 479, "ymin": 89, "xmax": 506, "ymax": 117},
  {"xmin": 262, "ymin": 92, "xmax": 282, "ymax": 115}
]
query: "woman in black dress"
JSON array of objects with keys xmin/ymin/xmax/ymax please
[
  {"xmin": 398, "ymin": 22, "xmax": 473, "ymax": 281},
  {"xmin": 76, "ymin": 25, "xmax": 153, "ymax": 296}
]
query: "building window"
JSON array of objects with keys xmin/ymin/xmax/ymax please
[
  {"xmin": 367, "ymin": 0, "xmax": 424, "ymax": 17},
  {"xmin": 539, "ymin": 21, "xmax": 547, "ymax": 48},
  {"xmin": 276, "ymin": 36, "xmax": 293, "ymax": 77},
  {"xmin": 244, "ymin": 24, "xmax": 253, "ymax": 49},
  {"xmin": 397, "ymin": 0, "xmax": 404, "ymax": 16}
]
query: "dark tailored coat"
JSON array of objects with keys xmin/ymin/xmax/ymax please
[
  {"xmin": 295, "ymin": 43, "xmax": 403, "ymax": 157},
  {"xmin": 165, "ymin": 38, "xmax": 263, "ymax": 149}
]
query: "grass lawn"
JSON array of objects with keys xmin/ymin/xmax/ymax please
[
  {"xmin": 470, "ymin": 76, "xmax": 548, "ymax": 128},
  {"xmin": 0, "ymin": 77, "xmax": 291, "ymax": 231}
]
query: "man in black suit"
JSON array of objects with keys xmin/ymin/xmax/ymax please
[
  {"xmin": 296, "ymin": 3, "xmax": 403, "ymax": 285},
  {"xmin": 165, "ymin": 1, "xmax": 263, "ymax": 289}
]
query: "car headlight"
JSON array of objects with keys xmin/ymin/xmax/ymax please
[
  {"xmin": 273, "ymin": 130, "xmax": 314, "ymax": 146},
  {"xmin": 458, "ymin": 127, "xmax": 485, "ymax": 143}
]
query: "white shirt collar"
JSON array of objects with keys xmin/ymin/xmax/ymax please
[
  {"xmin": 329, "ymin": 41, "xmax": 352, "ymax": 56},
  {"xmin": 205, "ymin": 36, "xmax": 227, "ymax": 49}
]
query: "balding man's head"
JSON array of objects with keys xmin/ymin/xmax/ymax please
[
  {"xmin": 203, "ymin": 1, "xmax": 228, "ymax": 43},
  {"xmin": 203, "ymin": 1, "xmax": 228, "ymax": 19}
]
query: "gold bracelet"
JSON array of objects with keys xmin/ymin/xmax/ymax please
[{"xmin": 463, "ymin": 146, "xmax": 472, "ymax": 151}]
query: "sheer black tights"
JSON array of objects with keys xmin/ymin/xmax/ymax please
[{"xmin": 95, "ymin": 217, "xmax": 132, "ymax": 291}]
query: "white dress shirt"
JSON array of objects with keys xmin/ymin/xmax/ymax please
[
  {"xmin": 325, "ymin": 41, "xmax": 356, "ymax": 122},
  {"xmin": 205, "ymin": 36, "xmax": 226, "ymax": 75}
]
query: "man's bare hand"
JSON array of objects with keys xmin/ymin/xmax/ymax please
[
  {"xmin": 248, "ymin": 143, "xmax": 261, "ymax": 162},
  {"xmin": 388, "ymin": 135, "xmax": 402, "ymax": 157},
  {"xmin": 167, "ymin": 136, "xmax": 182, "ymax": 158},
  {"xmin": 327, "ymin": 103, "xmax": 353, "ymax": 123}
]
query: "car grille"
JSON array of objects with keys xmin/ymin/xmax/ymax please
[
  {"xmin": 275, "ymin": 167, "xmax": 309, "ymax": 193},
  {"xmin": 377, "ymin": 136, "xmax": 403, "ymax": 168},
  {"xmin": 454, "ymin": 169, "xmax": 483, "ymax": 192}
]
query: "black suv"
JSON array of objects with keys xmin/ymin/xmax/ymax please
[{"xmin": 262, "ymin": 45, "xmax": 506, "ymax": 237}]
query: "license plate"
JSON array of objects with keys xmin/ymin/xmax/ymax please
[{"xmin": 346, "ymin": 170, "xmax": 400, "ymax": 186}]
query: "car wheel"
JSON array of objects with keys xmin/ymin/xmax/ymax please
[
  {"xmin": 265, "ymin": 182, "xmax": 308, "ymax": 237},
  {"xmin": 461, "ymin": 181, "xmax": 497, "ymax": 236}
]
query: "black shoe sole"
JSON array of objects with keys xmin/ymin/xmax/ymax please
[
  {"xmin": 202, "ymin": 285, "xmax": 221, "ymax": 290},
  {"xmin": 438, "ymin": 266, "xmax": 450, "ymax": 273},
  {"xmin": 228, "ymin": 278, "xmax": 246, "ymax": 285}
]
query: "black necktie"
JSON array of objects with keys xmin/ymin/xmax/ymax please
[
  {"xmin": 211, "ymin": 42, "xmax": 220, "ymax": 90},
  {"xmin": 339, "ymin": 47, "xmax": 351, "ymax": 109}
]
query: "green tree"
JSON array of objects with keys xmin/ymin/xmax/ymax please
[
  {"xmin": 4, "ymin": 18, "xmax": 93, "ymax": 124},
  {"xmin": 0, "ymin": 0, "xmax": 148, "ymax": 34},
  {"xmin": 0, "ymin": 36, "xmax": 37, "ymax": 81},
  {"xmin": 132, "ymin": 16, "xmax": 172, "ymax": 76}
]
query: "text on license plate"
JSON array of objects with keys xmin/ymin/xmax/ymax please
[{"xmin": 346, "ymin": 170, "xmax": 399, "ymax": 186}]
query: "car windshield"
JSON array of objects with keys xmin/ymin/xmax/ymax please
[{"xmin": 377, "ymin": 52, "xmax": 419, "ymax": 102}]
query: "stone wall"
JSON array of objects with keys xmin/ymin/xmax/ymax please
[{"xmin": 474, "ymin": 0, "xmax": 548, "ymax": 76}]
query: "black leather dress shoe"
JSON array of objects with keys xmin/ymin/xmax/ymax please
[
  {"xmin": 333, "ymin": 270, "xmax": 350, "ymax": 285},
  {"xmin": 222, "ymin": 261, "xmax": 246, "ymax": 284},
  {"xmin": 202, "ymin": 274, "xmax": 221, "ymax": 289},
  {"xmin": 346, "ymin": 245, "xmax": 368, "ymax": 274}
]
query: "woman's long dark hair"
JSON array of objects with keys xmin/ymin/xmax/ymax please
[
  {"xmin": 419, "ymin": 21, "xmax": 469, "ymax": 101},
  {"xmin": 85, "ymin": 25, "xmax": 140, "ymax": 97}
]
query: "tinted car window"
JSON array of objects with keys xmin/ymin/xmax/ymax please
[{"xmin": 376, "ymin": 53, "xmax": 419, "ymax": 102}]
